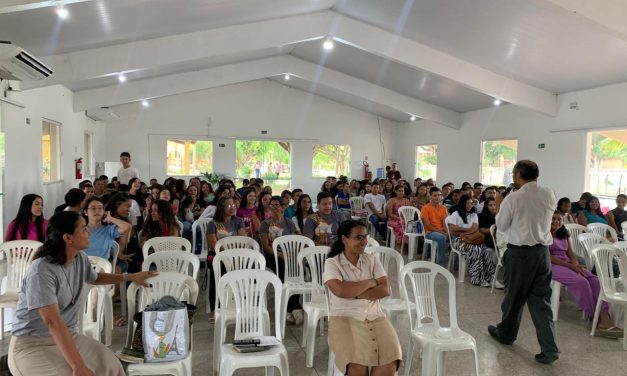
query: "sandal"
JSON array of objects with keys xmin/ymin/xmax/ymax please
[
  {"xmin": 595, "ymin": 326, "xmax": 623, "ymax": 339},
  {"xmin": 114, "ymin": 315, "xmax": 128, "ymax": 327}
]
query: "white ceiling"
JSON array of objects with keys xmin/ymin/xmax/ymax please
[{"xmin": 1, "ymin": 0, "xmax": 627, "ymax": 124}]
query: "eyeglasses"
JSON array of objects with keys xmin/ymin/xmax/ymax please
[
  {"xmin": 350, "ymin": 235, "xmax": 369, "ymax": 241},
  {"xmin": 226, "ymin": 204, "xmax": 236, "ymax": 208}
]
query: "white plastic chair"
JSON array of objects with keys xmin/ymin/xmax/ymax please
[
  {"xmin": 365, "ymin": 246, "xmax": 416, "ymax": 325},
  {"xmin": 550, "ymin": 280, "xmax": 563, "ymax": 322},
  {"xmin": 272, "ymin": 235, "xmax": 315, "ymax": 338},
  {"xmin": 209, "ymin": 236, "xmax": 259, "ymax": 313},
  {"xmin": 142, "ymin": 251, "xmax": 200, "ymax": 279},
  {"xmin": 216, "ymin": 269, "xmax": 289, "ymax": 376},
  {"xmin": 366, "ymin": 237, "xmax": 380, "ymax": 247},
  {"xmin": 214, "ymin": 236, "xmax": 260, "ymax": 253},
  {"xmin": 400, "ymin": 261, "xmax": 479, "ymax": 376},
  {"xmin": 125, "ymin": 272, "xmax": 198, "ymax": 376},
  {"xmin": 444, "ymin": 221, "xmax": 467, "ymax": 283},
  {"xmin": 588, "ymin": 223, "xmax": 618, "ymax": 242},
  {"xmin": 590, "ymin": 244, "xmax": 627, "ymax": 350},
  {"xmin": 191, "ymin": 218, "xmax": 212, "ymax": 290},
  {"xmin": 212, "ymin": 249, "xmax": 268, "ymax": 375},
  {"xmin": 0, "ymin": 240, "xmax": 41, "ymax": 339},
  {"xmin": 79, "ymin": 256, "xmax": 112, "ymax": 345},
  {"xmin": 578, "ymin": 233, "xmax": 609, "ymax": 268},
  {"xmin": 142, "ymin": 236, "xmax": 192, "ymax": 259},
  {"xmin": 349, "ymin": 196, "xmax": 366, "ymax": 220},
  {"xmin": 613, "ymin": 241, "xmax": 627, "ymax": 254},
  {"xmin": 398, "ymin": 206, "xmax": 426, "ymax": 259},
  {"xmin": 565, "ymin": 224, "xmax": 590, "ymax": 269},
  {"xmin": 622, "ymin": 222, "xmax": 627, "ymax": 239},
  {"xmin": 298, "ymin": 246, "xmax": 330, "ymax": 368},
  {"xmin": 176, "ymin": 218, "xmax": 185, "ymax": 234}
]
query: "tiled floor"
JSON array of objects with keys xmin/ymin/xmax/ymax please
[{"xmin": 1, "ymin": 257, "xmax": 626, "ymax": 375}]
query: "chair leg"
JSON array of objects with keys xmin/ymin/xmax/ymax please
[
  {"xmin": 473, "ymin": 347, "xmax": 480, "ymax": 375},
  {"xmin": 301, "ymin": 311, "xmax": 308, "ymax": 347},
  {"xmin": 421, "ymin": 346, "xmax": 436, "ymax": 376},
  {"xmin": 0, "ymin": 308, "xmax": 4, "ymax": 341},
  {"xmin": 213, "ymin": 316, "xmax": 222, "ymax": 375},
  {"xmin": 404, "ymin": 337, "xmax": 415, "ymax": 376},
  {"xmin": 458, "ymin": 257, "xmax": 466, "ymax": 283},
  {"xmin": 623, "ymin": 305, "xmax": 627, "ymax": 351},
  {"xmin": 280, "ymin": 290, "xmax": 289, "ymax": 339},
  {"xmin": 119, "ymin": 282, "xmax": 127, "ymax": 317},
  {"xmin": 490, "ymin": 265, "xmax": 500, "ymax": 294},
  {"xmin": 328, "ymin": 350, "xmax": 336, "ymax": 376},
  {"xmin": 436, "ymin": 350, "xmax": 445, "ymax": 376},
  {"xmin": 306, "ymin": 312, "xmax": 320, "ymax": 367},
  {"xmin": 550, "ymin": 282, "xmax": 561, "ymax": 322},
  {"xmin": 590, "ymin": 295, "xmax": 603, "ymax": 336},
  {"xmin": 408, "ymin": 236, "xmax": 415, "ymax": 259}
]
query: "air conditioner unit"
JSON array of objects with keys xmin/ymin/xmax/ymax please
[
  {"xmin": 85, "ymin": 107, "xmax": 120, "ymax": 122},
  {"xmin": 0, "ymin": 41, "xmax": 53, "ymax": 81}
]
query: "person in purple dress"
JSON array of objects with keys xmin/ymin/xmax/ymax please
[{"xmin": 549, "ymin": 211, "xmax": 622, "ymax": 338}]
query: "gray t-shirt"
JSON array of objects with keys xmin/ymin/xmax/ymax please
[
  {"xmin": 303, "ymin": 211, "xmax": 344, "ymax": 244},
  {"xmin": 12, "ymin": 252, "xmax": 98, "ymax": 337},
  {"xmin": 207, "ymin": 217, "xmax": 245, "ymax": 241},
  {"xmin": 259, "ymin": 216, "xmax": 298, "ymax": 242}
]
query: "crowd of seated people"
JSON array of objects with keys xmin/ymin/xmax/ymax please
[{"xmin": 6, "ymin": 160, "xmax": 627, "ymax": 374}]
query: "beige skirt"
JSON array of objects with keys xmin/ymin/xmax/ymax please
[
  {"xmin": 9, "ymin": 334, "xmax": 125, "ymax": 376},
  {"xmin": 328, "ymin": 316, "xmax": 402, "ymax": 374}
]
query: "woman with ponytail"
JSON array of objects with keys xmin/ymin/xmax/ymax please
[
  {"xmin": 322, "ymin": 220, "xmax": 402, "ymax": 376},
  {"xmin": 8, "ymin": 211, "xmax": 156, "ymax": 376}
]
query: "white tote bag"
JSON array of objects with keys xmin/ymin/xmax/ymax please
[{"xmin": 143, "ymin": 307, "xmax": 189, "ymax": 362}]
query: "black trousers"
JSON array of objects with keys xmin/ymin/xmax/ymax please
[{"xmin": 497, "ymin": 244, "xmax": 559, "ymax": 355}]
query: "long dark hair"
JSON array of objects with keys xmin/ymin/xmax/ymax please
[
  {"xmin": 9, "ymin": 194, "xmax": 46, "ymax": 242},
  {"xmin": 456, "ymin": 194, "xmax": 475, "ymax": 224},
  {"xmin": 328, "ymin": 220, "xmax": 367, "ymax": 258},
  {"xmin": 35, "ymin": 211, "xmax": 81, "ymax": 265},
  {"xmin": 586, "ymin": 196, "xmax": 606, "ymax": 219},
  {"xmin": 553, "ymin": 211, "xmax": 570, "ymax": 239},
  {"xmin": 105, "ymin": 192, "xmax": 132, "ymax": 221},
  {"xmin": 239, "ymin": 188, "xmax": 256, "ymax": 209},
  {"xmin": 256, "ymin": 191, "xmax": 272, "ymax": 218},
  {"xmin": 445, "ymin": 189, "xmax": 460, "ymax": 203},
  {"xmin": 557, "ymin": 197, "xmax": 571, "ymax": 213},
  {"xmin": 209, "ymin": 185, "xmax": 230, "ymax": 206},
  {"xmin": 295, "ymin": 194, "xmax": 313, "ymax": 231},
  {"xmin": 143, "ymin": 199, "xmax": 179, "ymax": 239},
  {"xmin": 481, "ymin": 197, "xmax": 496, "ymax": 216},
  {"xmin": 214, "ymin": 197, "xmax": 234, "ymax": 223}
]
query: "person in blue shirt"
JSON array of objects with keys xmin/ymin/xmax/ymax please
[{"xmin": 83, "ymin": 197, "xmax": 131, "ymax": 272}]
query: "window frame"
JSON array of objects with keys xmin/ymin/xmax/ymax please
[
  {"xmin": 84, "ymin": 131, "xmax": 94, "ymax": 178},
  {"xmin": 415, "ymin": 144, "xmax": 438, "ymax": 180},
  {"xmin": 42, "ymin": 118, "xmax": 61, "ymax": 183},
  {"xmin": 479, "ymin": 138, "xmax": 518, "ymax": 186},
  {"xmin": 311, "ymin": 143, "xmax": 351, "ymax": 179}
]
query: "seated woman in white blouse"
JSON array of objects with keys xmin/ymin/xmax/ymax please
[{"xmin": 323, "ymin": 220, "xmax": 402, "ymax": 376}]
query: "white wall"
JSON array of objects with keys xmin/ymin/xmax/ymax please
[
  {"xmin": 1, "ymin": 85, "xmax": 106, "ymax": 224},
  {"xmin": 395, "ymin": 81, "xmax": 627, "ymax": 200},
  {"xmin": 104, "ymin": 79, "xmax": 397, "ymax": 195}
]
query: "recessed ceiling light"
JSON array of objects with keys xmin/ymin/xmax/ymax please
[
  {"xmin": 284, "ymin": 74, "xmax": 290, "ymax": 81},
  {"xmin": 118, "ymin": 74, "xmax": 127, "ymax": 83},
  {"xmin": 410, "ymin": 115, "xmax": 416, "ymax": 121},
  {"xmin": 493, "ymin": 98, "xmax": 502, "ymax": 106},
  {"xmin": 141, "ymin": 100, "xmax": 150, "ymax": 108},
  {"xmin": 322, "ymin": 37, "xmax": 334, "ymax": 51},
  {"xmin": 56, "ymin": 4, "xmax": 69, "ymax": 19}
]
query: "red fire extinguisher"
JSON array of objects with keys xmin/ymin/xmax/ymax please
[
  {"xmin": 75, "ymin": 158, "xmax": 83, "ymax": 179},
  {"xmin": 363, "ymin": 161, "xmax": 372, "ymax": 180}
]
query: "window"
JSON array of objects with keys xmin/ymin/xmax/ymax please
[
  {"xmin": 166, "ymin": 140, "xmax": 213, "ymax": 176},
  {"xmin": 480, "ymin": 139, "xmax": 517, "ymax": 186},
  {"xmin": 587, "ymin": 130, "xmax": 627, "ymax": 197},
  {"xmin": 235, "ymin": 140, "xmax": 291, "ymax": 191},
  {"xmin": 415, "ymin": 145, "xmax": 437, "ymax": 179},
  {"xmin": 84, "ymin": 132, "xmax": 93, "ymax": 177},
  {"xmin": 42, "ymin": 119, "xmax": 60, "ymax": 182},
  {"xmin": 312, "ymin": 144, "xmax": 350, "ymax": 178}
]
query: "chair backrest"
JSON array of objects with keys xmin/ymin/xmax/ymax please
[
  {"xmin": 212, "ymin": 249, "xmax": 266, "ymax": 311},
  {"xmin": 565, "ymin": 223, "xmax": 589, "ymax": 260},
  {"xmin": 366, "ymin": 237, "xmax": 380, "ymax": 247},
  {"xmin": 489, "ymin": 225, "xmax": 504, "ymax": 263},
  {"xmin": 577, "ymin": 232, "xmax": 608, "ymax": 269},
  {"xmin": 214, "ymin": 236, "xmax": 259, "ymax": 253},
  {"xmin": 587, "ymin": 223, "xmax": 618, "ymax": 242},
  {"xmin": 109, "ymin": 241, "xmax": 119, "ymax": 271},
  {"xmin": 443, "ymin": 220, "xmax": 455, "ymax": 247},
  {"xmin": 88, "ymin": 256, "xmax": 113, "ymax": 274},
  {"xmin": 191, "ymin": 218, "xmax": 213, "ymax": 254},
  {"xmin": 125, "ymin": 272, "xmax": 198, "ymax": 348},
  {"xmin": 142, "ymin": 251, "xmax": 200, "ymax": 279},
  {"xmin": 612, "ymin": 241, "xmax": 627, "ymax": 255},
  {"xmin": 349, "ymin": 196, "xmax": 365, "ymax": 216},
  {"xmin": 590, "ymin": 244, "xmax": 624, "ymax": 297},
  {"xmin": 297, "ymin": 246, "xmax": 329, "ymax": 296},
  {"xmin": 398, "ymin": 206, "xmax": 422, "ymax": 234},
  {"xmin": 365, "ymin": 246, "xmax": 405, "ymax": 297},
  {"xmin": 142, "ymin": 236, "xmax": 192, "ymax": 259},
  {"xmin": 400, "ymin": 261, "xmax": 458, "ymax": 330},
  {"xmin": 217, "ymin": 269, "xmax": 282, "ymax": 340},
  {"xmin": 0, "ymin": 240, "xmax": 41, "ymax": 291},
  {"xmin": 272, "ymin": 235, "xmax": 315, "ymax": 282}
]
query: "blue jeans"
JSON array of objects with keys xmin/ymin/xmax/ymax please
[
  {"xmin": 426, "ymin": 231, "xmax": 447, "ymax": 266},
  {"xmin": 368, "ymin": 214, "xmax": 387, "ymax": 239}
]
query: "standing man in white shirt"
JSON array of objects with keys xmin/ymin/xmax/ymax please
[
  {"xmin": 117, "ymin": 152, "xmax": 140, "ymax": 186},
  {"xmin": 364, "ymin": 182, "xmax": 387, "ymax": 240},
  {"xmin": 488, "ymin": 160, "xmax": 559, "ymax": 364}
]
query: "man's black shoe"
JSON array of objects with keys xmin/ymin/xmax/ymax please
[
  {"xmin": 488, "ymin": 325, "xmax": 513, "ymax": 345},
  {"xmin": 534, "ymin": 353, "xmax": 559, "ymax": 364}
]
